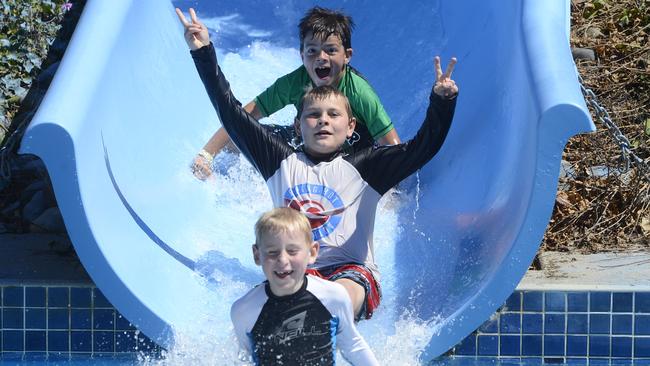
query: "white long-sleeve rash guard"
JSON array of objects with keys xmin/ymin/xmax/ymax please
[{"xmin": 191, "ymin": 43, "xmax": 456, "ymax": 282}]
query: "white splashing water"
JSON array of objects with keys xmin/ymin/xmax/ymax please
[
  {"xmin": 201, "ymin": 14, "xmax": 273, "ymax": 39},
  {"xmin": 146, "ymin": 40, "xmax": 442, "ymax": 365}
]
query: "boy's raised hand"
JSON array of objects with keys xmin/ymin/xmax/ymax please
[
  {"xmin": 175, "ymin": 8, "xmax": 210, "ymax": 51},
  {"xmin": 433, "ymin": 56, "xmax": 458, "ymax": 99}
]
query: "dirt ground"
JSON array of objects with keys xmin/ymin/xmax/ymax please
[{"xmin": 539, "ymin": 0, "xmax": 650, "ymax": 256}]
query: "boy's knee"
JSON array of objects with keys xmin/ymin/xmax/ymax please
[{"xmin": 335, "ymin": 278, "xmax": 366, "ymax": 312}]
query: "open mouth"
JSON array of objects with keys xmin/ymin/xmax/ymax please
[
  {"xmin": 315, "ymin": 131, "xmax": 332, "ymax": 137},
  {"xmin": 275, "ymin": 270, "xmax": 293, "ymax": 279},
  {"xmin": 315, "ymin": 66, "xmax": 331, "ymax": 79}
]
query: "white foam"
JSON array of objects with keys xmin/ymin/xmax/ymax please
[{"xmin": 197, "ymin": 13, "xmax": 272, "ymax": 39}]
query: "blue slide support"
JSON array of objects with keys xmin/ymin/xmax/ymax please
[{"xmin": 19, "ymin": 0, "xmax": 594, "ymax": 359}]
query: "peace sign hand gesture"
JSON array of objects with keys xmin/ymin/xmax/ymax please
[
  {"xmin": 175, "ymin": 8, "xmax": 210, "ymax": 51},
  {"xmin": 433, "ymin": 56, "xmax": 458, "ymax": 99}
]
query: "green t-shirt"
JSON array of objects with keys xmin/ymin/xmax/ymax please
[{"xmin": 254, "ymin": 65, "xmax": 394, "ymax": 144}]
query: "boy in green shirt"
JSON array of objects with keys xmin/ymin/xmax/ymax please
[{"xmin": 185, "ymin": 7, "xmax": 401, "ymax": 180}]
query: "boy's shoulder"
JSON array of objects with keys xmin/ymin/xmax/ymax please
[
  {"xmin": 277, "ymin": 65, "xmax": 311, "ymax": 85},
  {"xmin": 341, "ymin": 66, "xmax": 382, "ymax": 104},
  {"xmin": 231, "ymin": 282, "xmax": 268, "ymax": 315}
]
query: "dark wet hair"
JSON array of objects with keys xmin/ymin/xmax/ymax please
[
  {"xmin": 296, "ymin": 85, "xmax": 353, "ymax": 120},
  {"xmin": 298, "ymin": 7, "xmax": 355, "ymax": 51}
]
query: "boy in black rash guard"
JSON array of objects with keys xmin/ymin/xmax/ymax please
[
  {"xmin": 232, "ymin": 208, "xmax": 379, "ymax": 365},
  {"xmin": 178, "ymin": 8, "xmax": 459, "ymax": 321}
]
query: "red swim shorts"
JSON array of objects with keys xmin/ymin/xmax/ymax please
[{"xmin": 306, "ymin": 263, "xmax": 381, "ymax": 320}]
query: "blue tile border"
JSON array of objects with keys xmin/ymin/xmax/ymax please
[
  {"xmin": 2, "ymin": 287, "xmax": 24, "ymax": 307},
  {"xmin": 568, "ymin": 293, "xmax": 589, "ymax": 312},
  {"xmin": 567, "ymin": 335, "xmax": 588, "ymax": 357},
  {"xmin": 500, "ymin": 313, "xmax": 521, "ymax": 334},
  {"xmin": 637, "ymin": 293, "xmax": 650, "ymax": 313},
  {"xmin": 545, "ymin": 292, "xmax": 566, "ymax": 313},
  {"xmin": 25, "ymin": 308, "xmax": 46, "ymax": 330},
  {"xmin": 590, "ymin": 292, "xmax": 611, "ymax": 313},
  {"xmin": 567, "ymin": 313, "xmax": 589, "ymax": 334},
  {"xmin": 1, "ymin": 285, "xmax": 163, "ymax": 357},
  {"xmin": 612, "ymin": 314, "xmax": 633, "ymax": 335},
  {"xmin": 636, "ymin": 315, "xmax": 650, "ymax": 335},
  {"xmin": 500, "ymin": 335, "xmax": 521, "ymax": 356},
  {"xmin": 48, "ymin": 287, "xmax": 70, "ymax": 308},
  {"xmin": 503, "ymin": 292, "xmax": 521, "ymax": 312},
  {"xmin": 523, "ymin": 313, "xmax": 543, "ymax": 334},
  {"xmin": 451, "ymin": 290, "xmax": 650, "ymax": 361},
  {"xmin": 6, "ymin": 286, "xmax": 650, "ymax": 360},
  {"xmin": 523, "ymin": 292, "xmax": 543, "ymax": 312},
  {"xmin": 589, "ymin": 313, "xmax": 610, "ymax": 334},
  {"xmin": 70, "ymin": 288, "xmax": 91, "ymax": 308},
  {"xmin": 477, "ymin": 335, "xmax": 498, "ymax": 356},
  {"xmin": 522, "ymin": 335, "xmax": 542, "ymax": 356},
  {"xmin": 544, "ymin": 313, "xmax": 565, "ymax": 334},
  {"xmin": 613, "ymin": 293, "xmax": 633, "ymax": 313},
  {"xmin": 636, "ymin": 337, "xmax": 650, "ymax": 358},
  {"xmin": 612, "ymin": 336, "xmax": 632, "ymax": 358},
  {"xmin": 25, "ymin": 287, "xmax": 45, "ymax": 308}
]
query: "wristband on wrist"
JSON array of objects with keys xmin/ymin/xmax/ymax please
[{"xmin": 198, "ymin": 149, "xmax": 214, "ymax": 163}]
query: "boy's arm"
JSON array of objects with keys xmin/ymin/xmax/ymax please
[
  {"xmin": 377, "ymin": 128, "xmax": 401, "ymax": 145},
  {"xmin": 190, "ymin": 43, "xmax": 293, "ymax": 180},
  {"xmin": 347, "ymin": 78, "xmax": 401, "ymax": 146},
  {"xmin": 230, "ymin": 301, "xmax": 255, "ymax": 361},
  {"xmin": 254, "ymin": 66, "xmax": 307, "ymax": 118},
  {"xmin": 353, "ymin": 57, "xmax": 458, "ymax": 195},
  {"xmin": 335, "ymin": 290, "xmax": 380, "ymax": 366},
  {"xmin": 191, "ymin": 101, "xmax": 263, "ymax": 180},
  {"xmin": 192, "ymin": 67, "xmax": 305, "ymax": 180}
]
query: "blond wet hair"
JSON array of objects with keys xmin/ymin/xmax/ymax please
[{"xmin": 254, "ymin": 207, "xmax": 313, "ymax": 247}]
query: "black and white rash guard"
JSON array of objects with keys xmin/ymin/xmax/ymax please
[
  {"xmin": 231, "ymin": 275, "xmax": 378, "ymax": 365},
  {"xmin": 191, "ymin": 44, "xmax": 456, "ymax": 280}
]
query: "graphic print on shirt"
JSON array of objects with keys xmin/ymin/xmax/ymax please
[
  {"xmin": 283, "ymin": 183, "xmax": 346, "ymax": 241},
  {"xmin": 275, "ymin": 310, "xmax": 306, "ymax": 345},
  {"xmin": 272, "ymin": 310, "xmax": 330, "ymax": 345}
]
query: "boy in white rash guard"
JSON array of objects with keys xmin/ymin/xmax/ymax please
[
  {"xmin": 177, "ymin": 8, "xmax": 459, "ymax": 322},
  {"xmin": 232, "ymin": 208, "xmax": 379, "ymax": 365}
]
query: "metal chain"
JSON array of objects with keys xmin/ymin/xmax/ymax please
[{"xmin": 578, "ymin": 74, "xmax": 650, "ymax": 181}]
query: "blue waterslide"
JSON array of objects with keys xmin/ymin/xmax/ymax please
[{"xmin": 19, "ymin": 0, "xmax": 594, "ymax": 360}]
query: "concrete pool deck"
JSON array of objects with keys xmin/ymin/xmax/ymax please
[{"xmin": 518, "ymin": 250, "xmax": 650, "ymax": 291}]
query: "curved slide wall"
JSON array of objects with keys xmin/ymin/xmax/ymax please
[{"xmin": 19, "ymin": 0, "xmax": 594, "ymax": 360}]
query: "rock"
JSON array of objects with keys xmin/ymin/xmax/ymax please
[
  {"xmin": 1, "ymin": 200, "xmax": 20, "ymax": 216},
  {"xmin": 572, "ymin": 47, "xmax": 596, "ymax": 61},
  {"xmin": 30, "ymin": 207, "xmax": 66, "ymax": 233},
  {"xmin": 20, "ymin": 179, "xmax": 47, "ymax": 202},
  {"xmin": 558, "ymin": 160, "xmax": 575, "ymax": 191},
  {"xmin": 560, "ymin": 160, "xmax": 575, "ymax": 179},
  {"xmin": 22, "ymin": 190, "xmax": 47, "ymax": 222},
  {"xmin": 585, "ymin": 27, "xmax": 604, "ymax": 39},
  {"xmin": 10, "ymin": 155, "xmax": 46, "ymax": 175}
]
